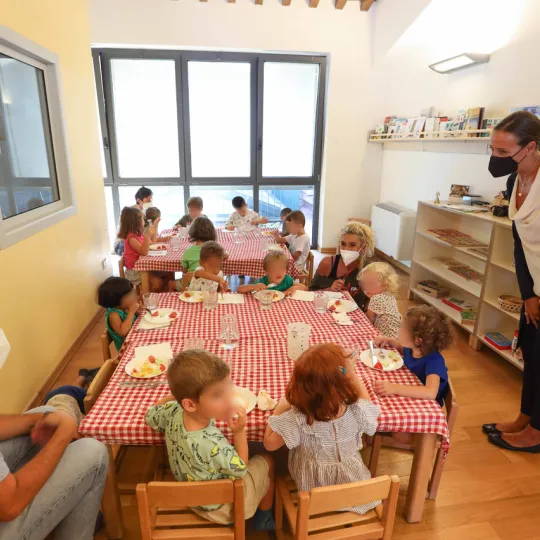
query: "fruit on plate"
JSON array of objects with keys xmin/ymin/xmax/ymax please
[
  {"xmin": 131, "ymin": 357, "xmax": 167, "ymax": 378},
  {"xmin": 149, "ymin": 355, "xmax": 156, "ymax": 363},
  {"xmin": 335, "ymin": 300, "xmax": 341, "ymax": 306},
  {"xmin": 329, "ymin": 305, "xmax": 336, "ymax": 312},
  {"xmin": 169, "ymin": 312, "xmax": 178, "ymax": 319},
  {"xmin": 160, "ymin": 364, "xmax": 166, "ymax": 372},
  {"xmin": 184, "ymin": 292, "xmax": 191, "ymax": 298},
  {"xmin": 152, "ymin": 311, "xmax": 159, "ymax": 317},
  {"xmin": 373, "ymin": 361, "xmax": 383, "ymax": 370},
  {"xmin": 273, "ymin": 293, "xmax": 279, "ymax": 300}
]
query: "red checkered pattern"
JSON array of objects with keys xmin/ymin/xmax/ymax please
[
  {"xmin": 134, "ymin": 228, "xmax": 299, "ymax": 278},
  {"xmin": 80, "ymin": 293, "xmax": 450, "ymax": 451}
]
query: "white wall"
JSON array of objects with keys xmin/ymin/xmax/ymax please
[{"xmin": 89, "ymin": 0, "xmax": 379, "ymax": 248}]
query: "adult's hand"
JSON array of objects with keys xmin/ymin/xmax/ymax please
[
  {"xmin": 31, "ymin": 411, "xmax": 78, "ymax": 446},
  {"xmin": 330, "ymin": 279, "xmax": 345, "ymax": 292},
  {"xmin": 524, "ymin": 296, "xmax": 540, "ymax": 328}
]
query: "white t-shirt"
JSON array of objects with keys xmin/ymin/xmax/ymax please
[
  {"xmin": 286, "ymin": 233, "xmax": 311, "ymax": 272},
  {"xmin": 188, "ymin": 268, "xmax": 224, "ymax": 292},
  {"xmin": 225, "ymin": 209, "xmax": 260, "ymax": 229}
]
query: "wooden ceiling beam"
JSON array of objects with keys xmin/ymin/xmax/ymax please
[
  {"xmin": 360, "ymin": 0, "xmax": 376, "ymax": 10},
  {"xmin": 335, "ymin": 0, "xmax": 347, "ymax": 8}
]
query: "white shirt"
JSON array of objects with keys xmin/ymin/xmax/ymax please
[
  {"xmin": 188, "ymin": 268, "xmax": 224, "ymax": 292},
  {"xmin": 286, "ymin": 233, "xmax": 311, "ymax": 272},
  {"xmin": 225, "ymin": 209, "xmax": 260, "ymax": 229},
  {"xmin": 509, "ymin": 174, "xmax": 540, "ymax": 296}
]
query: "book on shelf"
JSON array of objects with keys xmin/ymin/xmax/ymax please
[
  {"xmin": 442, "ymin": 296, "xmax": 477, "ymax": 312},
  {"xmin": 460, "ymin": 310, "xmax": 477, "ymax": 326},
  {"xmin": 466, "ymin": 107, "xmax": 485, "ymax": 136},
  {"xmin": 424, "ymin": 117, "xmax": 440, "ymax": 138},
  {"xmin": 485, "ymin": 332, "xmax": 512, "ymax": 351},
  {"xmin": 480, "ymin": 118, "xmax": 502, "ymax": 137}
]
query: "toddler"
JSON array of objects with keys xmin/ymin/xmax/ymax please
[
  {"xmin": 238, "ymin": 251, "xmax": 307, "ymax": 296},
  {"xmin": 176, "ymin": 196, "xmax": 206, "ymax": 228},
  {"xmin": 226, "ymin": 196, "xmax": 268, "ymax": 230},
  {"xmin": 97, "ymin": 276, "xmax": 139, "ymax": 351},
  {"xmin": 264, "ymin": 343, "xmax": 380, "ymax": 515},
  {"xmin": 273, "ymin": 210, "xmax": 310, "ymax": 272},
  {"xmin": 182, "ymin": 216, "xmax": 216, "ymax": 272},
  {"xmin": 279, "ymin": 207, "xmax": 292, "ymax": 235},
  {"xmin": 188, "ymin": 241, "xmax": 228, "ymax": 293},
  {"xmin": 373, "ymin": 305, "xmax": 453, "ymax": 406},
  {"xmin": 359, "ymin": 262, "xmax": 401, "ymax": 338},
  {"xmin": 144, "ymin": 207, "xmax": 171, "ymax": 243},
  {"xmin": 146, "ymin": 350, "xmax": 275, "ymax": 530}
]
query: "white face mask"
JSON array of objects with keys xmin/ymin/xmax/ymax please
[
  {"xmin": 142, "ymin": 202, "xmax": 153, "ymax": 211},
  {"xmin": 340, "ymin": 249, "xmax": 360, "ymax": 266}
]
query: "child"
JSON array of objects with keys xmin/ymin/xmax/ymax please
[
  {"xmin": 273, "ymin": 210, "xmax": 311, "ymax": 272},
  {"xmin": 176, "ymin": 196, "xmax": 205, "ymax": 228},
  {"xmin": 373, "ymin": 305, "xmax": 453, "ymax": 406},
  {"xmin": 225, "ymin": 196, "xmax": 268, "ymax": 230},
  {"xmin": 182, "ymin": 216, "xmax": 216, "ymax": 272},
  {"xmin": 359, "ymin": 262, "xmax": 401, "ymax": 338},
  {"xmin": 238, "ymin": 251, "xmax": 307, "ymax": 296},
  {"xmin": 264, "ymin": 343, "xmax": 380, "ymax": 515},
  {"xmin": 280, "ymin": 207, "xmax": 292, "ymax": 235},
  {"xmin": 188, "ymin": 241, "xmax": 228, "ymax": 293},
  {"xmin": 97, "ymin": 276, "xmax": 139, "ymax": 351},
  {"xmin": 134, "ymin": 186, "xmax": 153, "ymax": 211},
  {"xmin": 144, "ymin": 207, "xmax": 171, "ymax": 243},
  {"xmin": 145, "ymin": 350, "xmax": 275, "ymax": 530}
]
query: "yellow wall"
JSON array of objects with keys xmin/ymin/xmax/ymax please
[{"xmin": 0, "ymin": 0, "xmax": 109, "ymax": 413}]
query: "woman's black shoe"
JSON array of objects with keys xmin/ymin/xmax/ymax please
[
  {"xmin": 488, "ymin": 433, "xmax": 540, "ymax": 453},
  {"xmin": 482, "ymin": 423, "xmax": 502, "ymax": 436}
]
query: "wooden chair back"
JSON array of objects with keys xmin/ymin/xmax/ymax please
[
  {"xmin": 118, "ymin": 256, "xmax": 126, "ymax": 279},
  {"xmin": 181, "ymin": 272, "xmax": 194, "ymax": 291},
  {"xmin": 136, "ymin": 479, "xmax": 245, "ymax": 540},
  {"xmin": 298, "ymin": 252, "xmax": 314, "ymax": 287},
  {"xmin": 100, "ymin": 329, "xmax": 113, "ymax": 363},
  {"xmin": 83, "ymin": 359, "xmax": 117, "ymax": 414}
]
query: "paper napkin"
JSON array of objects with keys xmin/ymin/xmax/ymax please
[
  {"xmin": 290, "ymin": 290, "xmax": 315, "ymax": 302},
  {"xmin": 134, "ymin": 342, "xmax": 174, "ymax": 361},
  {"xmin": 331, "ymin": 312, "xmax": 354, "ymax": 326},
  {"xmin": 148, "ymin": 251, "xmax": 167, "ymax": 257},
  {"xmin": 218, "ymin": 293, "xmax": 245, "ymax": 305}
]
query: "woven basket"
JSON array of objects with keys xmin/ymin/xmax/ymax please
[{"xmin": 498, "ymin": 295, "xmax": 523, "ymax": 313}]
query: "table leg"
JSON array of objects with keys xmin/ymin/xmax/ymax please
[
  {"xmin": 404, "ymin": 433, "xmax": 437, "ymax": 523},
  {"xmin": 102, "ymin": 445, "xmax": 124, "ymax": 539},
  {"xmin": 141, "ymin": 272, "xmax": 150, "ymax": 295}
]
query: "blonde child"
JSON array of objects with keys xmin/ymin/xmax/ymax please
[
  {"xmin": 188, "ymin": 241, "xmax": 228, "ymax": 293},
  {"xmin": 226, "ymin": 196, "xmax": 268, "ymax": 230},
  {"xmin": 238, "ymin": 251, "xmax": 307, "ymax": 296},
  {"xmin": 264, "ymin": 343, "xmax": 380, "ymax": 515},
  {"xmin": 146, "ymin": 350, "xmax": 275, "ymax": 530},
  {"xmin": 373, "ymin": 305, "xmax": 453, "ymax": 406},
  {"xmin": 144, "ymin": 207, "xmax": 171, "ymax": 243},
  {"xmin": 176, "ymin": 196, "xmax": 205, "ymax": 228},
  {"xmin": 359, "ymin": 262, "xmax": 401, "ymax": 338},
  {"xmin": 273, "ymin": 210, "xmax": 310, "ymax": 272}
]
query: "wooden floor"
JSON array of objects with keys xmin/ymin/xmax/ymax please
[{"xmin": 52, "ymin": 260, "xmax": 539, "ymax": 540}]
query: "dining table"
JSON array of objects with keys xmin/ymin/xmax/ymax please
[
  {"xmin": 80, "ymin": 292, "xmax": 450, "ymax": 539},
  {"xmin": 135, "ymin": 227, "xmax": 300, "ymax": 294}
]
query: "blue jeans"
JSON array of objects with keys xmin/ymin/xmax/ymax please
[{"xmin": 0, "ymin": 407, "xmax": 108, "ymax": 540}]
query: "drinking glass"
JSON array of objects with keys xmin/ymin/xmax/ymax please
[
  {"xmin": 202, "ymin": 290, "xmax": 218, "ymax": 310},
  {"xmin": 259, "ymin": 237, "xmax": 268, "ymax": 252},
  {"xmin": 184, "ymin": 337, "xmax": 205, "ymax": 351},
  {"xmin": 313, "ymin": 292, "xmax": 328, "ymax": 313},
  {"xmin": 142, "ymin": 292, "xmax": 158, "ymax": 310},
  {"xmin": 234, "ymin": 228, "xmax": 245, "ymax": 244},
  {"xmin": 170, "ymin": 237, "xmax": 182, "ymax": 250},
  {"xmin": 258, "ymin": 290, "xmax": 273, "ymax": 311},
  {"xmin": 219, "ymin": 314, "xmax": 239, "ymax": 350}
]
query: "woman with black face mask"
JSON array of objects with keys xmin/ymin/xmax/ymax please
[{"xmin": 483, "ymin": 110, "xmax": 540, "ymax": 453}]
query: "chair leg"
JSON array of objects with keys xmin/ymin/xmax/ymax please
[
  {"xmin": 275, "ymin": 482, "xmax": 284, "ymax": 531},
  {"xmin": 369, "ymin": 434, "xmax": 383, "ymax": 476},
  {"xmin": 427, "ymin": 447, "xmax": 444, "ymax": 500}
]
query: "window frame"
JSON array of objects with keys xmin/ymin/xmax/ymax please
[{"xmin": 0, "ymin": 25, "xmax": 77, "ymax": 249}]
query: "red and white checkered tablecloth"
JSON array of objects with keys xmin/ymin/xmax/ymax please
[
  {"xmin": 134, "ymin": 228, "xmax": 299, "ymax": 279},
  {"xmin": 80, "ymin": 293, "xmax": 450, "ymax": 451}
]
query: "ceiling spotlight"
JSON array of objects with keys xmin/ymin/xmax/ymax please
[{"xmin": 429, "ymin": 53, "xmax": 490, "ymax": 74}]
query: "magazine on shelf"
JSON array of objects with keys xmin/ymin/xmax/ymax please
[{"xmin": 466, "ymin": 107, "xmax": 485, "ymax": 137}]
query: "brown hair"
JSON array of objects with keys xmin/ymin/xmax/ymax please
[
  {"xmin": 144, "ymin": 207, "xmax": 161, "ymax": 227},
  {"xmin": 263, "ymin": 250, "xmax": 288, "ymax": 270},
  {"xmin": 187, "ymin": 196, "xmax": 203, "ymax": 210},
  {"xmin": 285, "ymin": 210, "xmax": 306, "ymax": 227},
  {"xmin": 200, "ymin": 241, "xmax": 225, "ymax": 261},
  {"xmin": 494, "ymin": 111, "xmax": 540, "ymax": 149},
  {"xmin": 118, "ymin": 206, "xmax": 143, "ymax": 239},
  {"xmin": 167, "ymin": 349, "xmax": 230, "ymax": 402},
  {"xmin": 286, "ymin": 343, "xmax": 360, "ymax": 425},
  {"xmin": 404, "ymin": 305, "xmax": 454, "ymax": 355},
  {"xmin": 189, "ymin": 216, "xmax": 216, "ymax": 243}
]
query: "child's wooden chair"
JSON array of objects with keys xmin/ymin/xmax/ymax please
[
  {"xmin": 298, "ymin": 252, "xmax": 314, "ymax": 287},
  {"xmin": 275, "ymin": 474, "xmax": 399, "ymax": 540},
  {"xmin": 136, "ymin": 479, "xmax": 245, "ymax": 540},
  {"xmin": 83, "ymin": 359, "xmax": 117, "ymax": 414},
  {"xmin": 118, "ymin": 256, "xmax": 126, "ymax": 279},
  {"xmin": 181, "ymin": 272, "xmax": 194, "ymax": 291},
  {"xmin": 369, "ymin": 379, "xmax": 458, "ymax": 500},
  {"xmin": 100, "ymin": 330, "xmax": 114, "ymax": 363}
]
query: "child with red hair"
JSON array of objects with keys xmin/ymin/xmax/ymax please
[{"xmin": 263, "ymin": 343, "xmax": 380, "ymax": 514}]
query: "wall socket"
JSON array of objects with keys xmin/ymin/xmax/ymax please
[{"xmin": 102, "ymin": 257, "xmax": 108, "ymax": 270}]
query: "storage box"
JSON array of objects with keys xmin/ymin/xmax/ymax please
[
  {"xmin": 485, "ymin": 332, "xmax": 512, "ymax": 351},
  {"xmin": 442, "ymin": 296, "xmax": 476, "ymax": 312},
  {"xmin": 460, "ymin": 310, "xmax": 477, "ymax": 326},
  {"xmin": 416, "ymin": 280, "xmax": 450, "ymax": 298}
]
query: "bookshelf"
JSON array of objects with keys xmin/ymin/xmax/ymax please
[
  {"xmin": 368, "ymin": 128, "xmax": 492, "ymax": 143},
  {"xmin": 409, "ymin": 201, "xmax": 523, "ymax": 371}
]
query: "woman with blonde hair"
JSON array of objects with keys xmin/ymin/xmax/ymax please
[{"xmin": 310, "ymin": 221, "xmax": 375, "ymax": 310}]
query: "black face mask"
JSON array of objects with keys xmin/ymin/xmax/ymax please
[{"xmin": 488, "ymin": 146, "xmax": 526, "ymax": 178}]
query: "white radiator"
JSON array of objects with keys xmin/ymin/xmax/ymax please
[{"xmin": 370, "ymin": 202, "xmax": 416, "ymax": 261}]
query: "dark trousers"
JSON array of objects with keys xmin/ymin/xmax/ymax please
[{"xmin": 519, "ymin": 310, "xmax": 540, "ymax": 430}]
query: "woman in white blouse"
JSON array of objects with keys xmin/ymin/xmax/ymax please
[{"xmin": 483, "ymin": 111, "xmax": 540, "ymax": 453}]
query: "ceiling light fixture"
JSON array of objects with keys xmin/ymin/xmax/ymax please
[{"xmin": 429, "ymin": 53, "xmax": 490, "ymax": 74}]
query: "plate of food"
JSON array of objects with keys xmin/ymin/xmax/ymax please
[
  {"xmin": 262, "ymin": 230, "xmax": 275, "ymax": 237},
  {"xmin": 267, "ymin": 244, "xmax": 283, "ymax": 252},
  {"xmin": 231, "ymin": 386, "xmax": 257, "ymax": 414},
  {"xmin": 328, "ymin": 299, "xmax": 357, "ymax": 313},
  {"xmin": 149, "ymin": 244, "xmax": 168, "ymax": 251},
  {"xmin": 179, "ymin": 291, "xmax": 203, "ymax": 303},
  {"xmin": 254, "ymin": 290, "xmax": 285, "ymax": 302},
  {"xmin": 359, "ymin": 348, "xmax": 403, "ymax": 372},
  {"xmin": 143, "ymin": 308, "xmax": 179, "ymax": 324},
  {"xmin": 125, "ymin": 355, "xmax": 169, "ymax": 379}
]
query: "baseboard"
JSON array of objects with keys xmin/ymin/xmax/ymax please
[
  {"xmin": 375, "ymin": 249, "xmax": 411, "ymax": 275},
  {"xmin": 24, "ymin": 307, "xmax": 105, "ymax": 412},
  {"xmin": 320, "ymin": 247, "xmax": 337, "ymax": 254}
]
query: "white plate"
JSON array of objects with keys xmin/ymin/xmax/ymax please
[
  {"xmin": 359, "ymin": 348, "xmax": 404, "ymax": 372},
  {"xmin": 143, "ymin": 308, "xmax": 179, "ymax": 324},
  {"xmin": 328, "ymin": 299, "xmax": 357, "ymax": 313},
  {"xmin": 267, "ymin": 244, "xmax": 283, "ymax": 252},
  {"xmin": 231, "ymin": 386, "xmax": 257, "ymax": 413},
  {"xmin": 179, "ymin": 291, "xmax": 203, "ymax": 303},
  {"xmin": 220, "ymin": 228, "xmax": 235, "ymax": 233},
  {"xmin": 125, "ymin": 356, "xmax": 169, "ymax": 379},
  {"xmin": 149, "ymin": 244, "xmax": 168, "ymax": 251},
  {"xmin": 254, "ymin": 290, "xmax": 285, "ymax": 302}
]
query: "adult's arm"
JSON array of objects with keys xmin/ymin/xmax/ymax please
[
  {"xmin": 0, "ymin": 413, "xmax": 43, "ymax": 441},
  {"xmin": 309, "ymin": 257, "xmax": 336, "ymax": 290}
]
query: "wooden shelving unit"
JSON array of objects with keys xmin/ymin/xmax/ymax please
[{"xmin": 409, "ymin": 201, "xmax": 523, "ymax": 371}]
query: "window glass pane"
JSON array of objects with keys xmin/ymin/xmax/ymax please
[
  {"xmin": 259, "ymin": 185, "xmax": 314, "ymax": 241},
  {"xmin": 104, "ymin": 186, "xmax": 116, "ymax": 250},
  {"xmin": 188, "ymin": 186, "xmax": 253, "ymax": 227},
  {"xmin": 188, "ymin": 62, "xmax": 251, "ymax": 178},
  {"xmin": 0, "ymin": 54, "xmax": 59, "ymax": 219},
  {"xmin": 111, "ymin": 59, "xmax": 179, "ymax": 178},
  {"xmin": 262, "ymin": 63, "xmax": 319, "ymax": 177},
  {"xmin": 118, "ymin": 185, "xmax": 184, "ymax": 231}
]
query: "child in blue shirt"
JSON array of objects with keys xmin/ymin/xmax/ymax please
[{"xmin": 373, "ymin": 305, "xmax": 453, "ymax": 406}]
